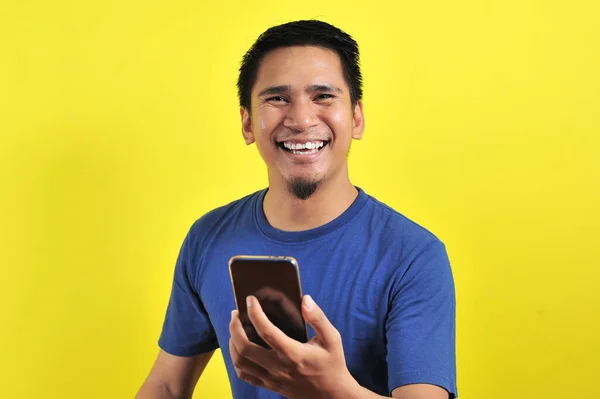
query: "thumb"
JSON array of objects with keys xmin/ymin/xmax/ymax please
[{"xmin": 302, "ymin": 295, "xmax": 341, "ymax": 350}]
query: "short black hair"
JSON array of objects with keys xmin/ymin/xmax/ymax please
[{"xmin": 237, "ymin": 20, "xmax": 363, "ymax": 110}]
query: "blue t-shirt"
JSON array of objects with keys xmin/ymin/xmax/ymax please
[{"xmin": 159, "ymin": 188, "xmax": 457, "ymax": 398}]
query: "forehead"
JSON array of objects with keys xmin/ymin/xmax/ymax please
[{"xmin": 253, "ymin": 46, "xmax": 346, "ymax": 93}]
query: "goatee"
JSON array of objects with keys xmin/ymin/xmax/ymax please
[{"xmin": 287, "ymin": 178, "xmax": 320, "ymax": 200}]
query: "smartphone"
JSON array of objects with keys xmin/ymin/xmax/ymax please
[{"xmin": 229, "ymin": 255, "xmax": 308, "ymax": 349}]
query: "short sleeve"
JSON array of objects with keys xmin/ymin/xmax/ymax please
[
  {"xmin": 386, "ymin": 239, "xmax": 458, "ymax": 398},
  {"xmin": 158, "ymin": 229, "xmax": 219, "ymax": 356}
]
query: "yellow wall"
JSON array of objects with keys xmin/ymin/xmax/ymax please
[{"xmin": 1, "ymin": 1, "xmax": 598, "ymax": 398}]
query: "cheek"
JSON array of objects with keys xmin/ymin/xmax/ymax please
[
  {"xmin": 253, "ymin": 110, "xmax": 279, "ymax": 139},
  {"xmin": 331, "ymin": 110, "xmax": 343, "ymax": 124},
  {"xmin": 324, "ymin": 108, "xmax": 353, "ymax": 136},
  {"xmin": 252, "ymin": 114, "xmax": 278, "ymax": 157}
]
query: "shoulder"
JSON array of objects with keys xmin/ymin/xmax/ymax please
[
  {"xmin": 362, "ymin": 196, "xmax": 455, "ymax": 307},
  {"xmin": 184, "ymin": 189, "xmax": 264, "ymax": 247},
  {"xmin": 361, "ymin": 191, "xmax": 445, "ymax": 255}
]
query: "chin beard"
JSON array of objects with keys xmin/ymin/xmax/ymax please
[{"xmin": 287, "ymin": 178, "xmax": 320, "ymax": 201}]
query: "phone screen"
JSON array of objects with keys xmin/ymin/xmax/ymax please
[{"xmin": 229, "ymin": 256, "xmax": 308, "ymax": 348}]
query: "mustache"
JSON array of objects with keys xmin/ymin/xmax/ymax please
[
  {"xmin": 273, "ymin": 127, "xmax": 331, "ymax": 143},
  {"xmin": 275, "ymin": 137, "xmax": 330, "ymax": 143},
  {"xmin": 274, "ymin": 133, "xmax": 331, "ymax": 143}
]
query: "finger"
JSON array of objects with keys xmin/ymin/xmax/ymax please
[
  {"xmin": 302, "ymin": 295, "xmax": 342, "ymax": 350},
  {"xmin": 237, "ymin": 370, "xmax": 266, "ymax": 388},
  {"xmin": 229, "ymin": 309, "xmax": 273, "ymax": 368},
  {"xmin": 273, "ymin": 293, "xmax": 305, "ymax": 330},
  {"xmin": 229, "ymin": 336, "xmax": 271, "ymax": 382},
  {"xmin": 254, "ymin": 289, "xmax": 305, "ymax": 336},
  {"xmin": 246, "ymin": 296, "xmax": 304, "ymax": 359}
]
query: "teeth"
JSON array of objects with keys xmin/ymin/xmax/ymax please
[
  {"xmin": 281, "ymin": 141, "xmax": 325, "ymax": 151},
  {"xmin": 292, "ymin": 149, "xmax": 318, "ymax": 155}
]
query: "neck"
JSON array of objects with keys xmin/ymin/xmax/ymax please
[{"xmin": 263, "ymin": 173, "xmax": 358, "ymax": 232}]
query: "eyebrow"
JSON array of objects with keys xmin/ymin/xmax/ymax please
[
  {"xmin": 257, "ymin": 84, "xmax": 343, "ymax": 97},
  {"xmin": 257, "ymin": 85, "xmax": 291, "ymax": 97},
  {"xmin": 305, "ymin": 84, "xmax": 343, "ymax": 94}
]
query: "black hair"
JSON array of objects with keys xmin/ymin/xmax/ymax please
[{"xmin": 237, "ymin": 20, "xmax": 363, "ymax": 110}]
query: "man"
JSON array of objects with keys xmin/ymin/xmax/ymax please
[{"xmin": 136, "ymin": 20, "xmax": 457, "ymax": 399}]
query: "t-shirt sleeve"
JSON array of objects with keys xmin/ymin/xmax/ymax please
[
  {"xmin": 386, "ymin": 239, "xmax": 458, "ymax": 398},
  {"xmin": 158, "ymin": 228, "xmax": 219, "ymax": 356}
]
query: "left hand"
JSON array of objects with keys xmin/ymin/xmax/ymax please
[{"xmin": 229, "ymin": 294, "xmax": 360, "ymax": 399}]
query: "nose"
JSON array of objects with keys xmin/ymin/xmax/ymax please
[{"xmin": 283, "ymin": 100, "xmax": 319, "ymax": 131}]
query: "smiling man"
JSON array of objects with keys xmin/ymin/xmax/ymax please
[{"xmin": 136, "ymin": 20, "xmax": 457, "ymax": 399}]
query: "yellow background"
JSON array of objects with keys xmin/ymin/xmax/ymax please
[{"xmin": 1, "ymin": 0, "xmax": 598, "ymax": 398}]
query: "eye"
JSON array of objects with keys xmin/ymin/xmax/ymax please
[
  {"xmin": 267, "ymin": 96, "xmax": 288, "ymax": 103},
  {"xmin": 315, "ymin": 93, "xmax": 335, "ymax": 100}
]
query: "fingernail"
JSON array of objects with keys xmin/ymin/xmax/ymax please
[
  {"xmin": 305, "ymin": 295, "xmax": 315, "ymax": 311},
  {"xmin": 246, "ymin": 296, "xmax": 252, "ymax": 309},
  {"xmin": 231, "ymin": 310, "xmax": 235, "ymax": 320}
]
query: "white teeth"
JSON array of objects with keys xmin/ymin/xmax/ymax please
[
  {"xmin": 292, "ymin": 149, "xmax": 318, "ymax": 155},
  {"xmin": 281, "ymin": 140, "xmax": 326, "ymax": 153}
]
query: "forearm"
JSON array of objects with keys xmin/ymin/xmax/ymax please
[
  {"xmin": 327, "ymin": 375, "xmax": 390, "ymax": 399},
  {"xmin": 340, "ymin": 380, "xmax": 448, "ymax": 399},
  {"xmin": 135, "ymin": 380, "xmax": 189, "ymax": 399},
  {"xmin": 342, "ymin": 384, "xmax": 389, "ymax": 399}
]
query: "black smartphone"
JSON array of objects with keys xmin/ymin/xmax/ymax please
[{"xmin": 229, "ymin": 255, "xmax": 308, "ymax": 349}]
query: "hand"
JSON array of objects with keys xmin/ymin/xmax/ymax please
[
  {"xmin": 240, "ymin": 287, "xmax": 305, "ymax": 348},
  {"xmin": 229, "ymin": 295, "xmax": 361, "ymax": 399}
]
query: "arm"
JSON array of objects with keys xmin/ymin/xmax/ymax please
[
  {"xmin": 229, "ymin": 295, "xmax": 451, "ymax": 399},
  {"xmin": 384, "ymin": 240, "xmax": 457, "ymax": 399},
  {"xmin": 391, "ymin": 384, "xmax": 449, "ymax": 399},
  {"xmin": 136, "ymin": 349, "xmax": 214, "ymax": 399},
  {"xmin": 347, "ymin": 383, "xmax": 448, "ymax": 399},
  {"xmin": 143, "ymin": 222, "xmax": 220, "ymax": 398}
]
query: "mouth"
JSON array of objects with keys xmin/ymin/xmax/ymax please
[{"xmin": 276, "ymin": 140, "xmax": 330, "ymax": 155}]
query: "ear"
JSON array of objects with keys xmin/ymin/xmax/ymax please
[
  {"xmin": 240, "ymin": 107, "xmax": 255, "ymax": 145},
  {"xmin": 352, "ymin": 100, "xmax": 365, "ymax": 140}
]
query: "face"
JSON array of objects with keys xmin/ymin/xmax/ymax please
[{"xmin": 241, "ymin": 46, "xmax": 364, "ymax": 198}]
